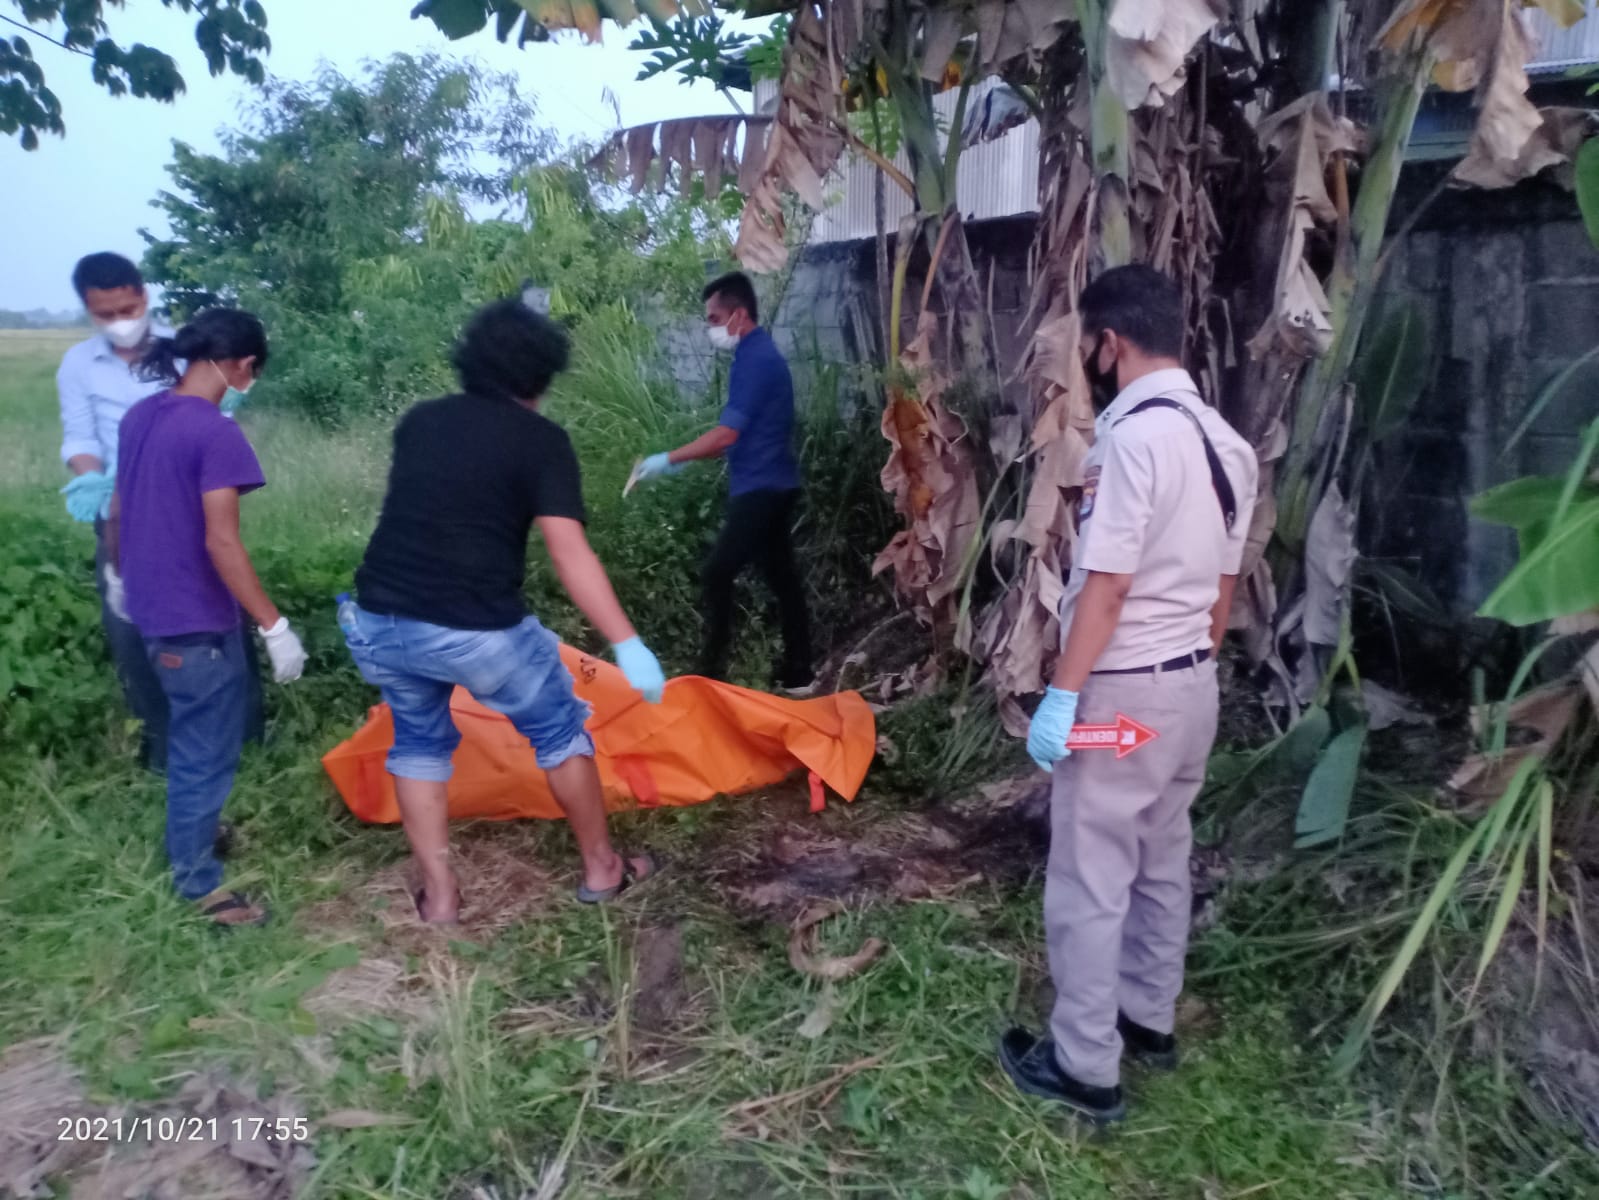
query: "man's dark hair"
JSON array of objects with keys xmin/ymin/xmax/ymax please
[
  {"xmin": 452, "ymin": 299, "xmax": 571, "ymax": 402},
  {"xmin": 1079, "ymin": 265, "xmax": 1184, "ymax": 359},
  {"xmin": 71, "ymin": 252, "xmax": 144, "ymax": 300},
  {"xmin": 702, "ymin": 271, "xmax": 759, "ymax": 325},
  {"xmin": 140, "ymin": 307, "xmax": 270, "ymax": 385}
]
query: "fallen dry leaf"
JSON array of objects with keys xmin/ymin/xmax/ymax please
[
  {"xmin": 797, "ymin": 982, "xmax": 842, "ymax": 1040},
  {"xmin": 1451, "ymin": 679, "xmax": 1585, "ymax": 806},
  {"xmin": 788, "ymin": 902, "xmax": 886, "ymax": 982}
]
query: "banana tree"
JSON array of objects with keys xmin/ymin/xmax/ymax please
[{"xmin": 415, "ymin": 0, "xmax": 1595, "ymax": 730}]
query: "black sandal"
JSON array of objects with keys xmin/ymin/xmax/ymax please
[
  {"xmin": 575, "ymin": 852, "xmax": 659, "ymax": 904},
  {"xmin": 198, "ymin": 890, "xmax": 268, "ymax": 927}
]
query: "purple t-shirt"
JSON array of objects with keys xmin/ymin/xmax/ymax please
[{"xmin": 117, "ymin": 391, "xmax": 266, "ymax": 637}]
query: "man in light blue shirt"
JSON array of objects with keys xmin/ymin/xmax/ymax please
[{"xmin": 57, "ymin": 253, "xmax": 174, "ymax": 771}]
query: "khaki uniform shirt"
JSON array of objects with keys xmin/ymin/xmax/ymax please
[{"xmin": 1058, "ymin": 368, "xmax": 1258, "ymax": 671}]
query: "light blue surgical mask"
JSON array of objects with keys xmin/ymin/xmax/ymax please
[{"xmin": 210, "ymin": 362, "xmax": 255, "ymax": 414}]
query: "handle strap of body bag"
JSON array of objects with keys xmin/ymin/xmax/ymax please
[{"xmin": 1114, "ymin": 397, "xmax": 1238, "ymax": 531}]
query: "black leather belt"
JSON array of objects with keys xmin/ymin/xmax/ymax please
[{"xmin": 1092, "ymin": 648, "xmax": 1210, "ymax": 676}]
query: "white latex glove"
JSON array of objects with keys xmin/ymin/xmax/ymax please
[
  {"xmin": 259, "ymin": 617, "xmax": 307, "ymax": 683},
  {"xmin": 103, "ymin": 565, "xmax": 130, "ymax": 622}
]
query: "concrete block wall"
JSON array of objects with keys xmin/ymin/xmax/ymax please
[
  {"xmin": 659, "ymin": 181, "xmax": 1598, "ymax": 620},
  {"xmin": 1373, "ymin": 177, "xmax": 1599, "ymax": 612}
]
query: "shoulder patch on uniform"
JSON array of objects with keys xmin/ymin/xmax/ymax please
[{"xmin": 1079, "ymin": 465, "xmax": 1101, "ymax": 522}]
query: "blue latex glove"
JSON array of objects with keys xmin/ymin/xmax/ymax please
[
  {"xmin": 1027, "ymin": 686, "xmax": 1080, "ymax": 772},
  {"xmin": 614, "ymin": 636, "xmax": 666, "ymax": 703},
  {"xmin": 634, "ymin": 452, "xmax": 682, "ymax": 483},
  {"xmin": 61, "ymin": 470, "xmax": 115, "ymax": 523}
]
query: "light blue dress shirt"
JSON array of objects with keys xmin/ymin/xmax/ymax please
[{"xmin": 57, "ymin": 324, "xmax": 176, "ymax": 474}]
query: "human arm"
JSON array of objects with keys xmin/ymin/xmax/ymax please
[
  {"xmin": 202, "ymin": 487, "xmax": 280, "ymax": 630},
  {"xmin": 639, "ymin": 349, "xmax": 766, "ymax": 477},
  {"xmin": 668, "ymin": 424, "xmax": 739, "ymax": 465},
  {"xmin": 538, "ymin": 515, "xmax": 665, "ymax": 701},
  {"xmin": 537, "ymin": 516, "xmax": 636, "ymax": 644},
  {"xmin": 58, "ymin": 354, "xmax": 104, "ymax": 473},
  {"xmin": 1050, "ymin": 571, "xmax": 1134, "ymax": 691},
  {"xmin": 1210, "ymin": 573, "xmax": 1239, "ymax": 652}
]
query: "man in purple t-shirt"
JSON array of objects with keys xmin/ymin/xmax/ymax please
[{"xmin": 109, "ymin": 309, "xmax": 306, "ymax": 927}]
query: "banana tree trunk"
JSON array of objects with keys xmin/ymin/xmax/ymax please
[
  {"xmin": 1077, "ymin": 0, "xmax": 1132, "ymax": 271},
  {"xmin": 1276, "ymin": 56, "xmax": 1428, "ymax": 553}
]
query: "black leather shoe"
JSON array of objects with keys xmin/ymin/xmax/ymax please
[
  {"xmin": 1118, "ymin": 1012, "xmax": 1179, "ymax": 1072},
  {"xmin": 997, "ymin": 1028, "xmax": 1126, "ymax": 1124}
]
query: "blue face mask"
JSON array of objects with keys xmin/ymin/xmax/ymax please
[{"xmin": 210, "ymin": 361, "xmax": 254, "ymax": 414}]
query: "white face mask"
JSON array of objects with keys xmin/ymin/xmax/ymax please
[
  {"xmin": 99, "ymin": 312, "xmax": 152, "ymax": 350},
  {"xmin": 707, "ymin": 323, "xmax": 740, "ymax": 352}
]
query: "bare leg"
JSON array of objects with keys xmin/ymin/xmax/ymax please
[
  {"xmin": 393, "ymin": 777, "xmax": 460, "ymax": 923},
  {"xmin": 544, "ymin": 755, "xmax": 652, "ymax": 892}
]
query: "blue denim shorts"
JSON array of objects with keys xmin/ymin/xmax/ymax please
[{"xmin": 343, "ymin": 608, "xmax": 594, "ymax": 782}]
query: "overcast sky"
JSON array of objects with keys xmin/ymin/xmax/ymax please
[{"xmin": 1, "ymin": 0, "xmax": 759, "ymax": 310}]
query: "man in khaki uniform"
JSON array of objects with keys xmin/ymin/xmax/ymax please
[{"xmin": 999, "ymin": 266, "xmax": 1258, "ymax": 1124}]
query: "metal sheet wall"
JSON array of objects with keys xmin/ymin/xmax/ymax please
[
  {"xmin": 1527, "ymin": 2, "xmax": 1599, "ymax": 72},
  {"xmin": 807, "ymin": 79, "xmax": 1040, "ymax": 245}
]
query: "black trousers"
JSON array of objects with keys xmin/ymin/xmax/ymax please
[{"xmin": 698, "ymin": 488, "xmax": 813, "ymax": 687}]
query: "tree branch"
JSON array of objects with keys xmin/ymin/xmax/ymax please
[
  {"xmin": 0, "ymin": 13, "xmax": 93, "ymax": 58},
  {"xmin": 829, "ymin": 115, "xmax": 917, "ymax": 199}
]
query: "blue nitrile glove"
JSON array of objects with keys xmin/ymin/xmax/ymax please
[
  {"xmin": 61, "ymin": 470, "xmax": 115, "ymax": 523},
  {"xmin": 634, "ymin": 452, "xmax": 683, "ymax": 482},
  {"xmin": 1027, "ymin": 686, "xmax": 1080, "ymax": 772},
  {"xmin": 614, "ymin": 636, "xmax": 666, "ymax": 703}
]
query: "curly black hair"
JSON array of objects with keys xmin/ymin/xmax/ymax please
[{"xmin": 452, "ymin": 299, "xmax": 571, "ymax": 402}]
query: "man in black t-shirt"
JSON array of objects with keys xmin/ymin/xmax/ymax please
[
  {"xmin": 343, "ymin": 301, "xmax": 666, "ymax": 922},
  {"xmin": 356, "ymin": 388, "xmax": 589, "ymax": 630}
]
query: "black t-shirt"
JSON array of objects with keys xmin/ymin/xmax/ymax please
[{"xmin": 355, "ymin": 393, "xmax": 586, "ymax": 630}]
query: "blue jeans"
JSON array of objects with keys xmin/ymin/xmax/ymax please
[
  {"xmin": 146, "ymin": 630, "xmax": 250, "ymax": 899},
  {"xmin": 96, "ymin": 520, "xmax": 264, "ymax": 771},
  {"xmin": 343, "ymin": 608, "xmax": 594, "ymax": 782}
]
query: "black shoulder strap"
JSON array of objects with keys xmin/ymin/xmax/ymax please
[{"xmin": 1115, "ymin": 397, "xmax": 1238, "ymax": 531}]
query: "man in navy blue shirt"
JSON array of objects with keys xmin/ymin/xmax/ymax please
[{"xmin": 633, "ymin": 272, "xmax": 814, "ymax": 693}]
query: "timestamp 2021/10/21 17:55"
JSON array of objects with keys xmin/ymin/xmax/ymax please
[{"xmin": 56, "ymin": 1116, "xmax": 311, "ymax": 1144}]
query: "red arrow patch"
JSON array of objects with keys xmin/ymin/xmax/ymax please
[{"xmin": 1066, "ymin": 713, "xmax": 1159, "ymax": 759}]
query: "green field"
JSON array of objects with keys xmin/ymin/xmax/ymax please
[{"xmin": 0, "ymin": 332, "xmax": 1582, "ymax": 1199}]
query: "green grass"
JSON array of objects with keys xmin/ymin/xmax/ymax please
[{"xmin": 2, "ymin": 332, "xmax": 1591, "ymax": 1198}]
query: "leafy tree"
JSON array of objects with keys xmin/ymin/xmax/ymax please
[
  {"xmin": 143, "ymin": 51, "xmax": 730, "ymax": 423},
  {"xmin": 142, "ymin": 54, "xmax": 553, "ymax": 420},
  {"xmin": 1, "ymin": 0, "xmax": 271, "ymax": 149}
]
